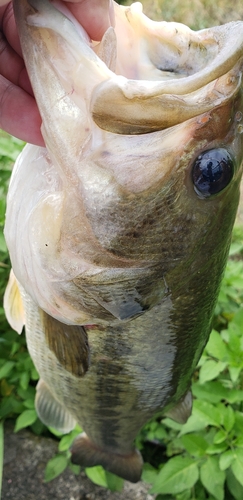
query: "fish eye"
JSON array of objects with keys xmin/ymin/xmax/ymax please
[{"xmin": 192, "ymin": 148, "xmax": 234, "ymax": 197}]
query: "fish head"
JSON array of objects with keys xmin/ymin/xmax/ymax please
[{"xmin": 7, "ymin": 0, "xmax": 243, "ymax": 325}]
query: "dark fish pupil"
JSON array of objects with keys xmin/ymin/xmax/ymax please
[{"xmin": 192, "ymin": 148, "xmax": 234, "ymax": 197}]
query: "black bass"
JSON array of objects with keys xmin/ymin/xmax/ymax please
[{"xmin": 4, "ymin": 0, "xmax": 243, "ymax": 483}]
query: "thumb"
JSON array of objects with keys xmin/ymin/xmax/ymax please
[{"xmin": 63, "ymin": 0, "xmax": 115, "ymax": 41}]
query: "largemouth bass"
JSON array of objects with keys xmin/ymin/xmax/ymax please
[{"xmin": 4, "ymin": 0, "xmax": 243, "ymax": 483}]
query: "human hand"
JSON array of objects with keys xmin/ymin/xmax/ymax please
[
  {"xmin": 0, "ymin": 0, "xmax": 114, "ymax": 145},
  {"xmin": 64, "ymin": 0, "xmax": 114, "ymax": 41}
]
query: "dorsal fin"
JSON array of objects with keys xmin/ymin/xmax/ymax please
[{"xmin": 165, "ymin": 390, "xmax": 192, "ymax": 424}]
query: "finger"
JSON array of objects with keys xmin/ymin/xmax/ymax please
[
  {"xmin": 0, "ymin": 31, "xmax": 33, "ymax": 95},
  {"xmin": 64, "ymin": 0, "xmax": 115, "ymax": 41},
  {"xmin": 0, "ymin": 3, "xmax": 23, "ymax": 55},
  {"xmin": 0, "ymin": 75, "xmax": 44, "ymax": 145}
]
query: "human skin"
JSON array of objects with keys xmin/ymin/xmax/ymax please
[{"xmin": 0, "ymin": 0, "xmax": 113, "ymax": 144}]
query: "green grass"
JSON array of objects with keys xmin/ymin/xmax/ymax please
[
  {"xmin": 121, "ymin": 0, "xmax": 243, "ymax": 29},
  {"xmin": 0, "ymin": 421, "xmax": 3, "ymax": 500}
]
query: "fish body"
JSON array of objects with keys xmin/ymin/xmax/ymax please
[{"xmin": 4, "ymin": 0, "xmax": 243, "ymax": 482}]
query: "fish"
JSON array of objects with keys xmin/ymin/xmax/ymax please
[{"xmin": 3, "ymin": 0, "xmax": 243, "ymax": 483}]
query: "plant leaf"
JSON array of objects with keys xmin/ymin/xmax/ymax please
[
  {"xmin": 58, "ymin": 428, "xmax": 82, "ymax": 452},
  {"xmin": 162, "ymin": 418, "xmax": 183, "ymax": 431},
  {"xmin": 193, "ymin": 400, "xmax": 221, "ymax": 426},
  {"xmin": 20, "ymin": 371, "xmax": 30, "ymax": 391},
  {"xmin": 213, "ymin": 429, "xmax": 227, "ymax": 444},
  {"xmin": 206, "ymin": 329, "xmax": 228, "ymax": 360},
  {"xmin": 220, "ymin": 404, "xmax": 235, "ymax": 432},
  {"xmin": 68, "ymin": 462, "xmax": 80, "ymax": 475},
  {"xmin": 175, "ymin": 490, "xmax": 191, "ymax": 500},
  {"xmin": 200, "ymin": 456, "xmax": 225, "ymax": 500},
  {"xmin": 142, "ymin": 463, "xmax": 159, "ymax": 484},
  {"xmin": 0, "ymin": 361, "xmax": 15, "ymax": 379},
  {"xmin": 226, "ymin": 467, "xmax": 243, "ymax": 500},
  {"xmin": 105, "ymin": 471, "xmax": 124, "ymax": 492},
  {"xmin": 231, "ymin": 448, "xmax": 243, "ymax": 486},
  {"xmin": 150, "ymin": 456, "xmax": 199, "ymax": 494},
  {"xmin": 229, "ymin": 366, "xmax": 242, "ymax": 383},
  {"xmin": 206, "ymin": 442, "xmax": 228, "ymax": 455},
  {"xmin": 0, "ymin": 233, "xmax": 7, "ymax": 253},
  {"xmin": 85, "ymin": 466, "xmax": 108, "ymax": 488},
  {"xmin": 0, "ymin": 420, "xmax": 3, "ymax": 500},
  {"xmin": 227, "ymin": 389, "xmax": 243, "ymax": 404},
  {"xmin": 231, "ymin": 307, "xmax": 243, "ymax": 329},
  {"xmin": 180, "ymin": 400, "xmax": 221, "ymax": 435},
  {"xmin": 14, "ymin": 409, "xmax": 37, "ymax": 432},
  {"xmin": 181, "ymin": 433, "xmax": 208, "ymax": 457},
  {"xmin": 219, "ymin": 450, "xmax": 235, "ymax": 471},
  {"xmin": 199, "ymin": 360, "xmax": 227, "ymax": 384},
  {"xmin": 44, "ymin": 454, "xmax": 68, "ymax": 482},
  {"xmin": 59, "ymin": 434, "xmax": 76, "ymax": 452},
  {"xmin": 192, "ymin": 381, "xmax": 229, "ymax": 404},
  {"xmin": 23, "ymin": 399, "xmax": 35, "ymax": 410}
]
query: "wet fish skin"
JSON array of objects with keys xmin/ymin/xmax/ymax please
[{"xmin": 4, "ymin": 0, "xmax": 243, "ymax": 482}]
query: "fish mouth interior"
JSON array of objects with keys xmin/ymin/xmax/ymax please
[
  {"xmin": 114, "ymin": 20, "xmax": 219, "ymax": 82},
  {"xmin": 145, "ymin": 41, "xmax": 216, "ymax": 80},
  {"xmin": 97, "ymin": 2, "xmax": 242, "ymax": 85}
]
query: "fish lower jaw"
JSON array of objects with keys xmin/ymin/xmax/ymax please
[{"xmin": 70, "ymin": 432, "xmax": 143, "ymax": 483}]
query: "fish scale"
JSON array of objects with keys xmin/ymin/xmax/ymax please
[{"xmin": 3, "ymin": 0, "xmax": 243, "ymax": 483}]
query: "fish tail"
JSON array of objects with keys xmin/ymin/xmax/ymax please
[{"xmin": 70, "ymin": 432, "xmax": 143, "ymax": 483}]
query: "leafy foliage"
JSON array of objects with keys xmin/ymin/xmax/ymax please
[
  {"xmin": 0, "ymin": 132, "xmax": 243, "ymax": 500},
  {"xmin": 0, "ymin": 421, "xmax": 3, "ymax": 500}
]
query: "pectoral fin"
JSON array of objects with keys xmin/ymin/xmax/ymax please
[
  {"xmin": 42, "ymin": 311, "xmax": 90, "ymax": 377},
  {"xmin": 3, "ymin": 269, "xmax": 25, "ymax": 334},
  {"xmin": 35, "ymin": 379, "xmax": 76, "ymax": 433},
  {"xmin": 165, "ymin": 390, "xmax": 192, "ymax": 424}
]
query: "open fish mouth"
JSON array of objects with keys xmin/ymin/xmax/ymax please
[{"xmin": 14, "ymin": 0, "xmax": 243, "ymax": 135}]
